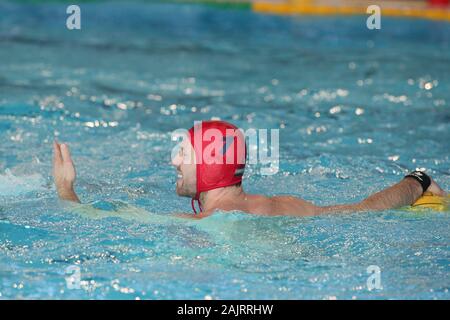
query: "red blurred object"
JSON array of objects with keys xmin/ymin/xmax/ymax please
[{"xmin": 428, "ymin": 0, "xmax": 449, "ymax": 6}]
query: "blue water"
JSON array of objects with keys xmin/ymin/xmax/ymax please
[{"xmin": 0, "ymin": 1, "xmax": 449, "ymax": 299}]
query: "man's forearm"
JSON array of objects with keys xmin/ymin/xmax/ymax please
[
  {"xmin": 317, "ymin": 177, "xmax": 423, "ymax": 214},
  {"xmin": 57, "ymin": 186, "xmax": 81, "ymax": 203},
  {"xmin": 358, "ymin": 177, "xmax": 423, "ymax": 211}
]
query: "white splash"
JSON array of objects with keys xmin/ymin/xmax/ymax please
[{"xmin": 0, "ymin": 169, "xmax": 46, "ymax": 196}]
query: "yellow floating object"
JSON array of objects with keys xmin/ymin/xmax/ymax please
[{"xmin": 409, "ymin": 192, "xmax": 450, "ymax": 212}]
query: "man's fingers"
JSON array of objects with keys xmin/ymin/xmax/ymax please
[
  {"xmin": 53, "ymin": 140, "xmax": 62, "ymax": 165},
  {"xmin": 60, "ymin": 143, "xmax": 73, "ymax": 164},
  {"xmin": 427, "ymin": 180, "xmax": 447, "ymax": 197},
  {"xmin": 432, "ymin": 189, "xmax": 446, "ymax": 197}
]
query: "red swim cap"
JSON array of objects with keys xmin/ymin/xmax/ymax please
[{"xmin": 188, "ymin": 120, "xmax": 246, "ymax": 213}]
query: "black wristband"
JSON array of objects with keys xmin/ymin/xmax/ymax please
[{"xmin": 404, "ymin": 171, "xmax": 431, "ymax": 193}]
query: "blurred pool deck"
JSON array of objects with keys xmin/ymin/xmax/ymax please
[{"xmin": 183, "ymin": 0, "xmax": 450, "ymax": 21}]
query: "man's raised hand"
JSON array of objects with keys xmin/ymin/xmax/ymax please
[{"xmin": 53, "ymin": 141, "xmax": 80, "ymax": 203}]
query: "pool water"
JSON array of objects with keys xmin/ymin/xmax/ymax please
[{"xmin": 0, "ymin": 2, "xmax": 449, "ymax": 299}]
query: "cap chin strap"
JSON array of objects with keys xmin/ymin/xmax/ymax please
[{"xmin": 191, "ymin": 197, "xmax": 203, "ymax": 214}]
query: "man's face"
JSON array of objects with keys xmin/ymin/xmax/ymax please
[{"xmin": 171, "ymin": 139, "xmax": 196, "ymax": 198}]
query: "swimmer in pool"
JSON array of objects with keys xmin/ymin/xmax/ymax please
[{"xmin": 53, "ymin": 120, "xmax": 447, "ymax": 218}]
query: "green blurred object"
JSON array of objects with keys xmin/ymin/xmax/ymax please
[
  {"xmin": 6, "ymin": 0, "xmax": 252, "ymax": 10},
  {"xmin": 173, "ymin": 0, "xmax": 251, "ymax": 10}
]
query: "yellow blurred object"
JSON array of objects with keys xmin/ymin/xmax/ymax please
[
  {"xmin": 409, "ymin": 192, "xmax": 450, "ymax": 211},
  {"xmin": 252, "ymin": 0, "xmax": 450, "ymax": 22}
]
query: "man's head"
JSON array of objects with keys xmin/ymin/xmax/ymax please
[{"xmin": 171, "ymin": 120, "xmax": 246, "ymax": 202}]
